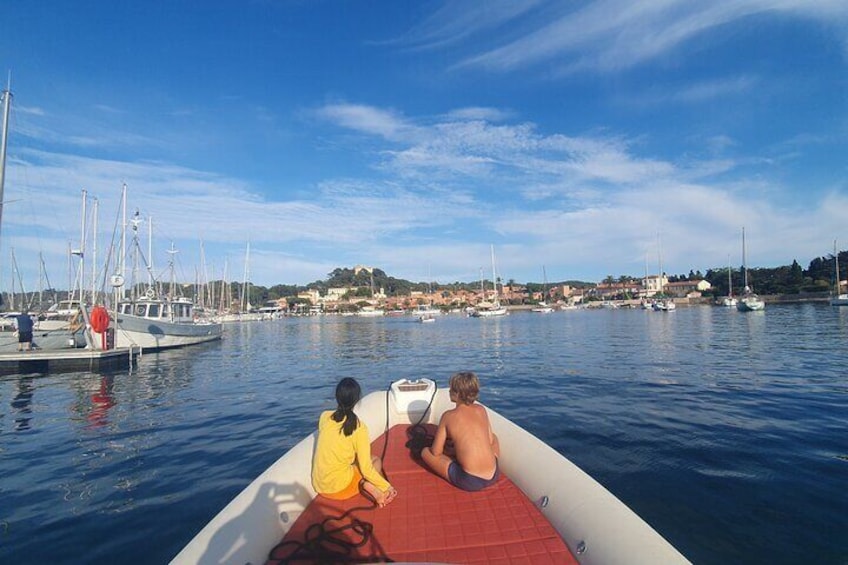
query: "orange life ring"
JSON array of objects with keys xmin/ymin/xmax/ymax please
[{"xmin": 90, "ymin": 306, "xmax": 110, "ymax": 334}]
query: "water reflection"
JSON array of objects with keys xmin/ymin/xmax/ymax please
[
  {"xmin": 87, "ymin": 376, "xmax": 116, "ymax": 429},
  {"xmin": 11, "ymin": 376, "xmax": 34, "ymax": 431}
]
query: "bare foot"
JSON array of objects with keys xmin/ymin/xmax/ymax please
[{"xmin": 379, "ymin": 487, "xmax": 397, "ymax": 508}]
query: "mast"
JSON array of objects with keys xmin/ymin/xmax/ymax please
[
  {"xmin": 241, "ymin": 240, "xmax": 251, "ymax": 312},
  {"xmin": 9, "ymin": 248, "xmax": 16, "ymax": 310},
  {"xmin": 0, "ymin": 79, "xmax": 11, "ymax": 244},
  {"xmin": 834, "ymin": 239, "xmax": 840, "ymax": 295},
  {"xmin": 147, "ymin": 216, "xmax": 154, "ymax": 289},
  {"xmin": 130, "ymin": 210, "xmax": 141, "ymax": 301},
  {"xmin": 72, "ymin": 190, "xmax": 87, "ymax": 305},
  {"xmin": 657, "ymin": 231, "xmax": 664, "ymax": 296},
  {"xmin": 479, "ymin": 267, "xmax": 485, "ymax": 299},
  {"xmin": 167, "ymin": 242, "xmax": 178, "ymax": 298},
  {"xmin": 490, "ymin": 245, "xmax": 498, "ymax": 306},
  {"xmin": 742, "ymin": 226, "xmax": 749, "ymax": 291},
  {"xmin": 120, "ymin": 184, "xmax": 127, "ymax": 299},
  {"xmin": 91, "ymin": 196, "xmax": 98, "ymax": 303},
  {"xmin": 199, "ymin": 240, "xmax": 207, "ymax": 308},
  {"xmin": 727, "ymin": 254, "xmax": 733, "ymax": 298},
  {"xmin": 38, "ymin": 251, "xmax": 43, "ymax": 308}
]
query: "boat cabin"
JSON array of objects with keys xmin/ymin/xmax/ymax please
[{"xmin": 118, "ymin": 297, "xmax": 195, "ymax": 322}]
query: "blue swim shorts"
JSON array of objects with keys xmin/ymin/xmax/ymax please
[{"xmin": 447, "ymin": 459, "xmax": 500, "ymax": 492}]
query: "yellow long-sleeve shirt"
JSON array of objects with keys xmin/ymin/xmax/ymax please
[{"xmin": 311, "ymin": 410, "xmax": 391, "ymax": 494}]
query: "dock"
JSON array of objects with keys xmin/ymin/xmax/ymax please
[{"xmin": 0, "ymin": 347, "xmax": 140, "ymax": 376}]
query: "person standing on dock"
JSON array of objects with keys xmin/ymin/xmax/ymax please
[{"xmin": 14, "ymin": 310, "xmax": 34, "ymax": 351}]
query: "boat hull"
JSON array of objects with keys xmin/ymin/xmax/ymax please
[
  {"xmin": 736, "ymin": 297, "xmax": 765, "ymax": 312},
  {"xmin": 172, "ymin": 381, "xmax": 689, "ymax": 565},
  {"xmin": 830, "ymin": 294, "xmax": 848, "ymax": 306},
  {"xmin": 115, "ymin": 315, "xmax": 222, "ymax": 351},
  {"xmin": 471, "ymin": 307, "xmax": 508, "ymax": 317}
]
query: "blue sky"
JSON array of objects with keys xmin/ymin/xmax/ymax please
[{"xmin": 1, "ymin": 1, "xmax": 847, "ymax": 290}]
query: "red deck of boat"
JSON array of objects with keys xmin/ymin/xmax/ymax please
[{"xmin": 269, "ymin": 424, "xmax": 577, "ymax": 564}]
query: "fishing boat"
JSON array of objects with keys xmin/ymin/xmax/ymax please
[
  {"xmin": 110, "ymin": 205, "xmax": 222, "ymax": 351},
  {"xmin": 736, "ymin": 228, "xmax": 765, "ymax": 312},
  {"xmin": 830, "ymin": 240, "xmax": 848, "ymax": 306},
  {"xmin": 113, "ymin": 293, "xmax": 222, "ymax": 351},
  {"xmin": 172, "ymin": 378, "xmax": 689, "ymax": 564}
]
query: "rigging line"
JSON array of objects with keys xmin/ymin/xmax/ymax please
[{"xmin": 94, "ymin": 192, "xmax": 126, "ymax": 299}]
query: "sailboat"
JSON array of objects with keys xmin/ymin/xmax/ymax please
[
  {"xmin": 532, "ymin": 266, "xmax": 555, "ymax": 313},
  {"xmin": 722, "ymin": 255, "xmax": 737, "ymax": 307},
  {"xmin": 736, "ymin": 227, "xmax": 765, "ymax": 312},
  {"xmin": 0, "ymin": 83, "xmax": 90, "ymax": 353},
  {"xmin": 416, "ymin": 266, "xmax": 441, "ymax": 319},
  {"xmin": 830, "ymin": 240, "xmax": 848, "ymax": 306},
  {"xmin": 470, "ymin": 245, "xmax": 508, "ymax": 317},
  {"xmin": 651, "ymin": 234, "xmax": 675, "ymax": 311}
]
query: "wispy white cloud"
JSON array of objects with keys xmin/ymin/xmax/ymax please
[
  {"xmin": 316, "ymin": 103, "xmax": 414, "ymax": 141},
  {"xmin": 444, "ymin": 107, "xmax": 513, "ymax": 122},
  {"xmin": 394, "ymin": 0, "xmax": 545, "ymax": 50},
  {"xmin": 403, "ymin": 1, "xmax": 848, "ymax": 74}
]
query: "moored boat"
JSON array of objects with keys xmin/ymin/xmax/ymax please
[
  {"xmin": 722, "ymin": 256, "xmax": 737, "ymax": 307},
  {"xmin": 531, "ymin": 302, "xmax": 555, "ymax": 313},
  {"xmin": 114, "ymin": 294, "xmax": 222, "ymax": 351},
  {"xmin": 469, "ymin": 304, "xmax": 508, "ymax": 317},
  {"xmin": 173, "ymin": 378, "xmax": 690, "ymax": 565},
  {"xmin": 829, "ymin": 240, "xmax": 848, "ymax": 306},
  {"xmin": 736, "ymin": 227, "xmax": 765, "ymax": 312},
  {"xmin": 653, "ymin": 299, "xmax": 676, "ymax": 311},
  {"xmin": 471, "ymin": 245, "xmax": 509, "ymax": 318}
]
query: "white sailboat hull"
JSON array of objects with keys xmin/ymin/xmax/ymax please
[
  {"xmin": 115, "ymin": 314, "xmax": 222, "ymax": 351},
  {"xmin": 471, "ymin": 307, "xmax": 508, "ymax": 317},
  {"xmin": 736, "ymin": 296, "xmax": 765, "ymax": 312}
]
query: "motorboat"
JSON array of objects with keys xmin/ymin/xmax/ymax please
[
  {"xmin": 172, "ymin": 378, "xmax": 690, "ymax": 565},
  {"xmin": 113, "ymin": 293, "xmax": 222, "ymax": 351},
  {"xmin": 531, "ymin": 302, "xmax": 555, "ymax": 313}
]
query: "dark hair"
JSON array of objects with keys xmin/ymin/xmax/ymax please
[{"xmin": 332, "ymin": 377, "xmax": 361, "ymax": 436}]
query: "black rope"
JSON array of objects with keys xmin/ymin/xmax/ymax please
[
  {"xmin": 267, "ymin": 482, "xmax": 392, "ymax": 564},
  {"xmin": 403, "ymin": 381, "xmax": 438, "ymax": 459}
]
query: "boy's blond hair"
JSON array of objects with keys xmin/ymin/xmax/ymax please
[{"xmin": 449, "ymin": 371, "xmax": 480, "ymax": 405}]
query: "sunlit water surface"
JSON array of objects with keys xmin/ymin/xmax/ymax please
[{"xmin": 1, "ymin": 304, "xmax": 846, "ymax": 564}]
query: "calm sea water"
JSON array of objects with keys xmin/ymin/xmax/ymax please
[{"xmin": 1, "ymin": 304, "xmax": 846, "ymax": 564}]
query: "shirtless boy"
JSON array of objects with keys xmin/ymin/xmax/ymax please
[{"xmin": 422, "ymin": 371, "xmax": 500, "ymax": 491}]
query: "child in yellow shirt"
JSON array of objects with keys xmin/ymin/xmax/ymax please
[{"xmin": 311, "ymin": 378, "xmax": 397, "ymax": 506}]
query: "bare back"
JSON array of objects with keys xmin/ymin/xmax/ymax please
[{"xmin": 442, "ymin": 403, "xmax": 497, "ymax": 478}]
